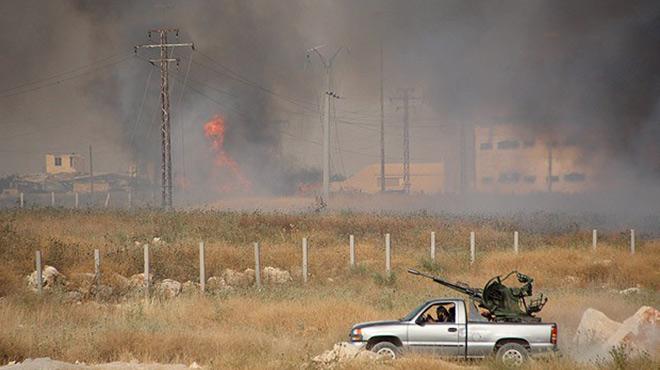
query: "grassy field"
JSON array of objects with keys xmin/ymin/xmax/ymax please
[{"xmin": 0, "ymin": 209, "xmax": 658, "ymax": 369}]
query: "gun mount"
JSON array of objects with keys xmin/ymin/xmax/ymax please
[{"xmin": 408, "ymin": 269, "xmax": 548, "ymax": 323}]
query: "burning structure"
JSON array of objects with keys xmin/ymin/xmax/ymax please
[{"xmin": 203, "ymin": 115, "xmax": 252, "ymax": 193}]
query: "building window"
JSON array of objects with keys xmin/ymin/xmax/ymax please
[
  {"xmin": 480, "ymin": 142, "xmax": 493, "ymax": 150},
  {"xmin": 481, "ymin": 176, "xmax": 493, "ymax": 184},
  {"xmin": 69, "ymin": 156, "xmax": 75, "ymax": 167},
  {"xmin": 564, "ymin": 172, "xmax": 586, "ymax": 182},
  {"xmin": 523, "ymin": 140, "xmax": 535, "ymax": 148},
  {"xmin": 497, "ymin": 140, "xmax": 520, "ymax": 150},
  {"xmin": 523, "ymin": 175, "xmax": 536, "ymax": 183},
  {"xmin": 54, "ymin": 157, "xmax": 62, "ymax": 166},
  {"xmin": 498, "ymin": 172, "xmax": 521, "ymax": 183}
]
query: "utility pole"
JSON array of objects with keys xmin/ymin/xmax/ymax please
[
  {"xmin": 391, "ymin": 88, "xmax": 419, "ymax": 194},
  {"xmin": 88, "ymin": 144, "xmax": 94, "ymax": 205},
  {"xmin": 135, "ymin": 29, "xmax": 194, "ymax": 209},
  {"xmin": 379, "ymin": 42, "xmax": 386, "ymax": 193},
  {"xmin": 306, "ymin": 46, "xmax": 345, "ymax": 202},
  {"xmin": 547, "ymin": 143, "xmax": 554, "ymax": 193}
]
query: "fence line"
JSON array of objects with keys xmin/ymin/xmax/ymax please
[
  {"xmin": 349, "ymin": 234, "xmax": 355, "ymax": 267},
  {"xmin": 199, "ymin": 241, "xmax": 206, "ymax": 292},
  {"xmin": 254, "ymin": 242, "xmax": 261, "ymax": 287},
  {"xmin": 302, "ymin": 237, "xmax": 308, "ymax": 283}
]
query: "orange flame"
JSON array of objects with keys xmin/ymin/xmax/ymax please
[{"xmin": 203, "ymin": 115, "xmax": 252, "ymax": 193}]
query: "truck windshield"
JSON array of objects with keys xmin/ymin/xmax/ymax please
[{"xmin": 400, "ymin": 302, "xmax": 428, "ymax": 321}]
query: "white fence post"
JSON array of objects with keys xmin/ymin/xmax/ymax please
[
  {"xmin": 470, "ymin": 232, "xmax": 475, "ymax": 265},
  {"xmin": 349, "ymin": 234, "xmax": 355, "ymax": 267},
  {"xmin": 430, "ymin": 231, "xmax": 436, "ymax": 261},
  {"xmin": 592, "ymin": 229, "xmax": 597, "ymax": 250},
  {"xmin": 302, "ymin": 237, "xmax": 308, "ymax": 283},
  {"xmin": 94, "ymin": 249, "xmax": 101, "ymax": 284},
  {"xmin": 254, "ymin": 242, "xmax": 261, "ymax": 288},
  {"xmin": 143, "ymin": 244, "xmax": 150, "ymax": 300},
  {"xmin": 199, "ymin": 241, "xmax": 205, "ymax": 293},
  {"xmin": 514, "ymin": 231, "xmax": 519, "ymax": 254},
  {"xmin": 630, "ymin": 229, "xmax": 635, "ymax": 255},
  {"xmin": 75, "ymin": 192, "xmax": 79, "ymax": 208},
  {"xmin": 51, "ymin": 192, "xmax": 55, "ymax": 207},
  {"xmin": 19, "ymin": 192, "xmax": 24, "ymax": 208},
  {"xmin": 385, "ymin": 233, "xmax": 391, "ymax": 275},
  {"xmin": 35, "ymin": 250, "xmax": 43, "ymax": 294},
  {"xmin": 104, "ymin": 193, "xmax": 111, "ymax": 208}
]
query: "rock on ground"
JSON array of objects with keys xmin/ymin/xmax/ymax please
[
  {"xmin": 206, "ymin": 276, "xmax": 231, "ymax": 293},
  {"xmin": 155, "ymin": 279, "xmax": 181, "ymax": 299},
  {"xmin": 221, "ymin": 269, "xmax": 254, "ymax": 288},
  {"xmin": 25, "ymin": 266, "xmax": 67, "ymax": 292},
  {"xmin": 311, "ymin": 342, "xmax": 381, "ymax": 368},
  {"xmin": 574, "ymin": 306, "xmax": 659, "ymax": 360},
  {"xmin": 262, "ymin": 266, "xmax": 292, "ymax": 285},
  {"xmin": 0, "ymin": 357, "xmax": 196, "ymax": 369}
]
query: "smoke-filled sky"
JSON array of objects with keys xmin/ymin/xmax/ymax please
[{"xmin": 1, "ymin": 0, "xmax": 659, "ymax": 200}]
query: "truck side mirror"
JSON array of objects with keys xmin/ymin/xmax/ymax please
[{"xmin": 415, "ymin": 316, "xmax": 426, "ymax": 326}]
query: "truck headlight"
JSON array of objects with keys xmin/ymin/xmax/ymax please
[{"xmin": 349, "ymin": 328, "xmax": 363, "ymax": 342}]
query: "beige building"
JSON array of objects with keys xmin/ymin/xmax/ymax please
[
  {"xmin": 332, "ymin": 162, "xmax": 444, "ymax": 194},
  {"xmin": 474, "ymin": 125, "xmax": 596, "ymax": 194},
  {"xmin": 45, "ymin": 153, "xmax": 85, "ymax": 175}
]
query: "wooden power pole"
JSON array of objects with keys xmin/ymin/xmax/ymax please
[{"xmin": 135, "ymin": 29, "xmax": 194, "ymax": 209}]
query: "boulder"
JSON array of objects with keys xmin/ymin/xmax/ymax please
[
  {"xmin": 604, "ymin": 306, "xmax": 659, "ymax": 354},
  {"xmin": 25, "ymin": 265, "xmax": 67, "ymax": 292},
  {"xmin": 155, "ymin": 279, "xmax": 181, "ymax": 299},
  {"xmin": 69, "ymin": 273, "xmax": 96, "ymax": 297},
  {"xmin": 222, "ymin": 269, "xmax": 254, "ymax": 288},
  {"xmin": 262, "ymin": 266, "xmax": 292, "ymax": 285},
  {"xmin": 574, "ymin": 308, "xmax": 622, "ymax": 346},
  {"xmin": 312, "ymin": 342, "xmax": 381, "ymax": 368},
  {"xmin": 574, "ymin": 306, "xmax": 659, "ymax": 360},
  {"xmin": 207, "ymin": 276, "xmax": 230, "ymax": 293},
  {"xmin": 181, "ymin": 281, "xmax": 199, "ymax": 296}
]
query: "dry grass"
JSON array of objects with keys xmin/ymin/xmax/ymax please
[{"xmin": 0, "ymin": 209, "xmax": 658, "ymax": 369}]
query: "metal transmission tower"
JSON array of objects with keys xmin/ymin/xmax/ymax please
[
  {"xmin": 305, "ymin": 46, "xmax": 345, "ymax": 202},
  {"xmin": 379, "ymin": 42, "xmax": 386, "ymax": 193},
  {"xmin": 135, "ymin": 29, "xmax": 194, "ymax": 209},
  {"xmin": 391, "ymin": 88, "xmax": 419, "ymax": 194}
]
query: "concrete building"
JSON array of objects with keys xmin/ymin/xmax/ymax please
[
  {"xmin": 332, "ymin": 162, "xmax": 444, "ymax": 194},
  {"xmin": 474, "ymin": 125, "xmax": 596, "ymax": 194},
  {"xmin": 45, "ymin": 153, "xmax": 85, "ymax": 175}
]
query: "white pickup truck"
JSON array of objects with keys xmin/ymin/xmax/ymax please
[{"xmin": 348, "ymin": 298, "xmax": 558, "ymax": 366}]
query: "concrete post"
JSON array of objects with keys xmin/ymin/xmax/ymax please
[
  {"xmin": 94, "ymin": 249, "xmax": 101, "ymax": 284},
  {"xmin": 385, "ymin": 233, "xmax": 391, "ymax": 275},
  {"xmin": 19, "ymin": 193, "xmax": 24, "ymax": 208},
  {"xmin": 349, "ymin": 234, "xmax": 355, "ymax": 267},
  {"xmin": 254, "ymin": 242, "xmax": 261, "ymax": 288},
  {"xmin": 514, "ymin": 231, "xmax": 519, "ymax": 254},
  {"xmin": 430, "ymin": 231, "xmax": 436, "ymax": 261},
  {"xmin": 592, "ymin": 229, "xmax": 597, "ymax": 250},
  {"xmin": 51, "ymin": 192, "xmax": 55, "ymax": 207},
  {"xmin": 35, "ymin": 250, "xmax": 43, "ymax": 294},
  {"xmin": 75, "ymin": 192, "xmax": 79, "ymax": 208},
  {"xmin": 143, "ymin": 244, "xmax": 150, "ymax": 300},
  {"xmin": 104, "ymin": 193, "xmax": 111, "ymax": 208},
  {"xmin": 470, "ymin": 232, "xmax": 475, "ymax": 265},
  {"xmin": 199, "ymin": 241, "xmax": 205, "ymax": 292},
  {"xmin": 302, "ymin": 237, "xmax": 308, "ymax": 283},
  {"xmin": 630, "ymin": 229, "xmax": 635, "ymax": 255}
]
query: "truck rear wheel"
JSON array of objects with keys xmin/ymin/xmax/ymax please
[
  {"xmin": 371, "ymin": 341, "xmax": 401, "ymax": 359},
  {"xmin": 496, "ymin": 342, "xmax": 528, "ymax": 366}
]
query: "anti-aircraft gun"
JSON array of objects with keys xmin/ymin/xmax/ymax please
[{"xmin": 408, "ymin": 269, "xmax": 548, "ymax": 323}]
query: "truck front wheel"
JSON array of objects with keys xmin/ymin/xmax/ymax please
[
  {"xmin": 371, "ymin": 341, "xmax": 401, "ymax": 359},
  {"xmin": 496, "ymin": 342, "xmax": 529, "ymax": 366}
]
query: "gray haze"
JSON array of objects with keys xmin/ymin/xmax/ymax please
[{"xmin": 0, "ymin": 1, "xmax": 659, "ymax": 210}]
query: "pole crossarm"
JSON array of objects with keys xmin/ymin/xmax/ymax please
[{"xmin": 135, "ymin": 43, "xmax": 195, "ymax": 51}]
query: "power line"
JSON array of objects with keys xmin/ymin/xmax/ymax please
[{"xmin": 0, "ymin": 55, "xmax": 134, "ymax": 99}]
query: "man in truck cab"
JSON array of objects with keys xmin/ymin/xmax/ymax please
[{"xmin": 421, "ymin": 303, "xmax": 455, "ymax": 323}]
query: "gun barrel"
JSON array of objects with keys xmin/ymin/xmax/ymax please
[{"xmin": 407, "ymin": 268, "xmax": 483, "ymax": 300}]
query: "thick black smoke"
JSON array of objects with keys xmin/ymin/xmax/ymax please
[{"xmin": 1, "ymin": 0, "xmax": 659, "ymax": 203}]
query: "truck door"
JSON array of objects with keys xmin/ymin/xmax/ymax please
[{"xmin": 407, "ymin": 302, "xmax": 461, "ymax": 356}]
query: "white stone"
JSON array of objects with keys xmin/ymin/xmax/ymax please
[
  {"xmin": 155, "ymin": 279, "xmax": 181, "ymax": 299},
  {"xmin": 262, "ymin": 266, "xmax": 292, "ymax": 285}
]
